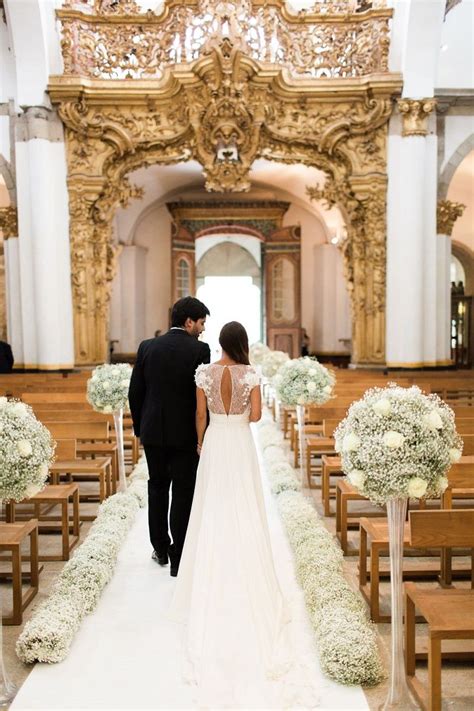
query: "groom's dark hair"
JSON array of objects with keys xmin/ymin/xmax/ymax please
[
  {"xmin": 219, "ymin": 322, "xmax": 250, "ymax": 365},
  {"xmin": 171, "ymin": 297, "xmax": 210, "ymax": 327}
]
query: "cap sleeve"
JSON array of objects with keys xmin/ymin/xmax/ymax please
[
  {"xmin": 195, "ymin": 363, "xmax": 209, "ymax": 390},
  {"xmin": 244, "ymin": 366, "xmax": 260, "ymax": 390}
]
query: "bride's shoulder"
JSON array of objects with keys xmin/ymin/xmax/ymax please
[
  {"xmin": 194, "ymin": 362, "xmax": 212, "ymax": 388},
  {"xmin": 243, "ymin": 364, "xmax": 260, "ymax": 388}
]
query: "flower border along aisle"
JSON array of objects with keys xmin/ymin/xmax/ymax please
[
  {"xmin": 16, "ymin": 458, "xmax": 148, "ymax": 664},
  {"xmin": 257, "ymin": 417, "xmax": 384, "ymax": 687}
]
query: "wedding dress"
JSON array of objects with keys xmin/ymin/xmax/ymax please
[{"xmin": 169, "ymin": 363, "xmax": 319, "ymax": 709}]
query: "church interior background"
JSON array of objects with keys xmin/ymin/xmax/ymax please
[{"xmin": 0, "ymin": 1, "xmax": 472, "ymax": 710}]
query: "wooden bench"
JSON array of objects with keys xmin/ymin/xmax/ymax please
[
  {"xmin": 0, "ymin": 520, "xmax": 39, "ymax": 625},
  {"xmin": 321, "ymin": 454, "xmax": 343, "ymax": 516},
  {"xmin": 6, "ymin": 484, "xmax": 80, "ymax": 561},
  {"xmin": 336, "ymin": 479, "xmax": 380, "ymax": 555},
  {"xmin": 360, "ymin": 510, "xmax": 474, "ymax": 622},
  {"xmin": 405, "ymin": 583, "xmax": 474, "ymax": 711}
]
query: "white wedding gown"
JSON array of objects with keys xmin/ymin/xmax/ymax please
[{"xmin": 169, "ymin": 364, "xmax": 318, "ymax": 709}]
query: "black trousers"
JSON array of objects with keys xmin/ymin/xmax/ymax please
[{"xmin": 144, "ymin": 445, "xmax": 199, "ymax": 566}]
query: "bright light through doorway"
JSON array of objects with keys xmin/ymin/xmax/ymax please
[{"xmin": 197, "ymin": 276, "xmax": 261, "ymax": 361}]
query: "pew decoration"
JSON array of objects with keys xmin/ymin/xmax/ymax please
[
  {"xmin": 16, "ymin": 456, "xmax": 148, "ymax": 664},
  {"xmin": 334, "ymin": 385, "xmax": 463, "ymax": 710},
  {"xmin": 0, "ymin": 398, "xmax": 55, "ymax": 502},
  {"xmin": 275, "ymin": 357, "xmax": 335, "ymax": 484},
  {"xmin": 87, "ymin": 364, "xmax": 133, "ymax": 493},
  {"xmin": 0, "ymin": 398, "xmax": 55, "ymax": 705},
  {"xmin": 261, "ymin": 350, "xmax": 290, "ymax": 380},
  {"xmin": 257, "ymin": 415, "xmax": 384, "ymax": 686},
  {"xmin": 249, "ymin": 341, "xmax": 271, "ymax": 366}
]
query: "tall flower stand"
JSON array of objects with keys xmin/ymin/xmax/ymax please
[
  {"xmin": 383, "ymin": 498, "xmax": 418, "ymax": 710},
  {"xmin": 296, "ymin": 404, "xmax": 308, "ymax": 486},
  {"xmin": 0, "ymin": 502, "xmax": 17, "ymax": 707},
  {"xmin": 113, "ymin": 409, "xmax": 127, "ymax": 493}
]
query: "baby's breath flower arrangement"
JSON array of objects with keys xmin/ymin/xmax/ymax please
[
  {"xmin": 261, "ymin": 350, "xmax": 289, "ymax": 379},
  {"xmin": 334, "ymin": 384, "xmax": 463, "ymax": 504},
  {"xmin": 249, "ymin": 341, "xmax": 270, "ymax": 366},
  {"xmin": 0, "ymin": 398, "xmax": 54, "ymax": 501},
  {"xmin": 274, "ymin": 357, "xmax": 335, "ymax": 406},
  {"xmin": 87, "ymin": 363, "xmax": 132, "ymax": 414}
]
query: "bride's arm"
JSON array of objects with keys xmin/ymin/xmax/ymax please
[
  {"xmin": 196, "ymin": 386, "xmax": 208, "ymax": 454},
  {"xmin": 249, "ymin": 386, "xmax": 262, "ymax": 423}
]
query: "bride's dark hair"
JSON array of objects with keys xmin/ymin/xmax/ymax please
[{"xmin": 219, "ymin": 321, "xmax": 250, "ymax": 365}]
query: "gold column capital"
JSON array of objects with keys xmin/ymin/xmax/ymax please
[
  {"xmin": 0, "ymin": 206, "xmax": 18, "ymax": 239},
  {"xmin": 437, "ymin": 199, "xmax": 465, "ymax": 236},
  {"xmin": 397, "ymin": 98, "xmax": 437, "ymax": 137}
]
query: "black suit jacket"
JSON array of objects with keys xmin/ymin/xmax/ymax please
[
  {"xmin": 128, "ymin": 329, "xmax": 210, "ymax": 449},
  {"xmin": 0, "ymin": 341, "xmax": 14, "ymax": 374}
]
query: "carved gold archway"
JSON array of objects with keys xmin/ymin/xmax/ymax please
[{"xmin": 49, "ymin": 1, "xmax": 402, "ymax": 365}]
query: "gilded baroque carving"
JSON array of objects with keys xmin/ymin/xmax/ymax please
[
  {"xmin": 437, "ymin": 199, "xmax": 466, "ymax": 236},
  {"xmin": 397, "ymin": 98, "xmax": 437, "ymax": 137},
  {"xmin": 57, "ymin": 1, "xmax": 391, "ymax": 80},
  {"xmin": 0, "ymin": 207, "xmax": 18, "ymax": 239},
  {"xmin": 51, "ymin": 3, "xmax": 400, "ymax": 364}
]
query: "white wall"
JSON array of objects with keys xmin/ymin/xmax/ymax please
[{"xmin": 313, "ymin": 244, "xmax": 351, "ymax": 354}]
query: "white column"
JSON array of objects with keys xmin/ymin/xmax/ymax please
[
  {"xmin": 4, "ymin": 236, "xmax": 24, "ymax": 366},
  {"xmin": 422, "ymin": 124, "xmax": 439, "ymax": 365},
  {"xmin": 15, "ymin": 111, "xmax": 74, "ymax": 368},
  {"xmin": 436, "ymin": 233, "xmax": 452, "ymax": 364},
  {"xmin": 386, "ymin": 114, "xmax": 426, "ymax": 367}
]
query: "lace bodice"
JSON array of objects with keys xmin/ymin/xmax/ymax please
[{"xmin": 195, "ymin": 363, "xmax": 260, "ymax": 415}]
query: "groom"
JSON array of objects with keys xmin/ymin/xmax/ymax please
[{"xmin": 129, "ymin": 297, "xmax": 211, "ymax": 576}]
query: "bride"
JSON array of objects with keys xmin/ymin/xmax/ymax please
[{"xmin": 169, "ymin": 321, "xmax": 317, "ymax": 709}]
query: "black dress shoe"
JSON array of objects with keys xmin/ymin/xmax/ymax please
[
  {"xmin": 170, "ymin": 567, "xmax": 178, "ymax": 577},
  {"xmin": 151, "ymin": 550, "xmax": 168, "ymax": 566}
]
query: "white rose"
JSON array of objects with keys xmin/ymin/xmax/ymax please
[
  {"xmin": 437, "ymin": 476, "xmax": 449, "ymax": 494},
  {"xmin": 297, "ymin": 395, "xmax": 306, "ymax": 405},
  {"xmin": 449, "ymin": 448, "xmax": 462, "ymax": 463},
  {"xmin": 306, "ymin": 381, "xmax": 316, "ymax": 393},
  {"xmin": 348, "ymin": 470, "xmax": 366, "ymax": 489},
  {"xmin": 423, "ymin": 410, "xmax": 443, "ymax": 430},
  {"xmin": 343, "ymin": 432, "xmax": 360, "ymax": 452},
  {"xmin": 323, "ymin": 385, "xmax": 332, "ymax": 395},
  {"xmin": 11, "ymin": 402, "xmax": 28, "ymax": 418},
  {"xmin": 25, "ymin": 483, "xmax": 42, "ymax": 499},
  {"xmin": 102, "ymin": 381, "xmax": 111, "ymax": 391},
  {"xmin": 103, "ymin": 405, "xmax": 113, "ymax": 413},
  {"xmin": 407, "ymin": 477, "xmax": 428, "ymax": 498},
  {"xmin": 373, "ymin": 398, "xmax": 391, "ymax": 417},
  {"xmin": 17, "ymin": 440, "xmax": 32, "ymax": 457},
  {"xmin": 38, "ymin": 463, "xmax": 49, "ymax": 478},
  {"xmin": 383, "ymin": 431, "xmax": 405, "ymax": 449}
]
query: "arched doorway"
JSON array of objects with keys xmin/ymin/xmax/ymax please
[{"xmin": 195, "ymin": 239, "xmax": 262, "ymax": 358}]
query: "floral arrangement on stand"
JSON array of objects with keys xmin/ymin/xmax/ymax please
[
  {"xmin": 274, "ymin": 356, "xmax": 335, "ymax": 407},
  {"xmin": 249, "ymin": 341, "xmax": 270, "ymax": 366},
  {"xmin": 86, "ymin": 363, "xmax": 132, "ymax": 414},
  {"xmin": 256, "ymin": 415, "xmax": 384, "ymax": 686},
  {"xmin": 334, "ymin": 384, "xmax": 463, "ymax": 503},
  {"xmin": 0, "ymin": 398, "xmax": 55, "ymax": 502},
  {"xmin": 274, "ymin": 357, "xmax": 335, "ymax": 484},
  {"xmin": 334, "ymin": 384, "xmax": 463, "ymax": 708},
  {"xmin": 87, "ymin": 363, "xmax": 133, "ymax": 492},
  {"xmin": 261, "ymin": 350, "xmax": 290, "ymax": 380},
  {"xmin": 16, "ymin": 456, "xmax": 149, "ymax": 664}
]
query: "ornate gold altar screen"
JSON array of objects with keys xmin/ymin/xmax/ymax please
[{"xmin": 49, "ymin": 0, "xmax": 402, "ymax": 365}]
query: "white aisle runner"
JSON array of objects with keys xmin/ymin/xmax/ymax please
[{"xmin": 12, "ymin": 445, "xmax": 369, "ymax": 711}]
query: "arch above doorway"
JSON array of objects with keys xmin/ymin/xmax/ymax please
[{"xmin": 48, "ymin": 5, "xmax": 402, "ymax": 364}]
